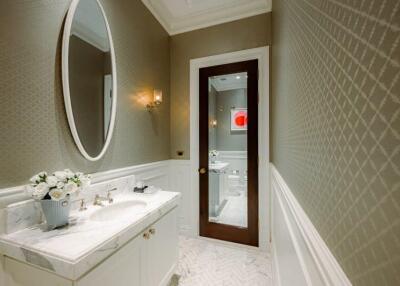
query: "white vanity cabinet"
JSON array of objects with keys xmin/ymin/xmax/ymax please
[{"xmin": 3, "ymin": 208, "xmax": 178, "ymax": 286}]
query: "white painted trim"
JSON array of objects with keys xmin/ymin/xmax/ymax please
[
  {"xmin": 141, "ymin": 0, "xmax": 271, "ymax": 35},
  {"xmin": 189, "ymin": 47, "xmax": 270, "ymax": 251},
  {"xmin": 71, "ymin": 22, "xmax": 109, "ymax": 52},
  {"xmin": 218, "ymin": 150, "xmax": 247, "ymax": 160},
  {"xmin": 270, "ymin": 164, "xmax": 352, "ymax": 286},
  {"xmin": 271, "ymin": 242, "xmax": 282, "ymax": 286},
  {"xmin": 0, "ymin": 255, "xmax": 4, "ymax": 286},
  {"xmin": 160, "ymin": 263, "xmax": 177, "ymax": 286},
  {"xmin": 62, "ymin": 0, "xmax": 118, "ymax": 161}
]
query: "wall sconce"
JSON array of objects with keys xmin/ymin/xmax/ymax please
[
  {"xmin": 211, "ymin": 119, "xmax": 218, "ymax": 127},
  {"xmin": 147, "ymin": 89, "xmax": 163, "ymax": 111}
]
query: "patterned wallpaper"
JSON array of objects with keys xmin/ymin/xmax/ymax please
[
  {"xmin": 271, "ymin": 0, "xmax": 399, "ymax": 285},
  {"xmin": 0, "ymin": 0, "xmax": 171, "ymax": 188}
]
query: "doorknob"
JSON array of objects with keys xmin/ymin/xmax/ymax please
[{"xmin": 198, "ymin": 167, "xmax": 207, "ymax": 174}]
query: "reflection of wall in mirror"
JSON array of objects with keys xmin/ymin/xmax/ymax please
[
  {"xmin": 208, "ymin": 84, "xmax": 218, "ymax": 150},
  {"xmin": 69, "ymin": 35, "xmax": 112, "ymax": 157},
  {"xmin": 104, "ymin": 74, "xmax": 112, "ymax": 139},
  {"xmin": 216, "ymin": 88, "xmax": 247, "ymax": 151}
]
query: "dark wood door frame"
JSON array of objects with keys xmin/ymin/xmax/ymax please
[{"xmin": 199, "ymin": 60, "xmax": 259, "ymax": 247}]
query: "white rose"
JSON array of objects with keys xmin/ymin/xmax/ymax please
[
  {"xmin": 56, "ymin": 181, "xmax": 65, "ymax": 189},
  {"xmin": 32, "ymin": 182, "xmax": 49, "ymax": 200},
  {"xmin": 46, "ymin": 175, "xmax": 58, "ymax": 187},
  {"xmin": 64, "ymin": 182, "xmax": 78, "ymax": 195},
  {"xmin": 38, "ymin": 171, "xmax": 47, "ymax": 178},
  {"xmin": 54, "ymin": 171, "xmax": 67, "ymax": 181},
  {"xmin": 30, "ymin": 175, "xmax": 41, "ymax": 184},
  {"xmin": 49, "ymin": 189, "xmax": 66, "ymax": 201}
]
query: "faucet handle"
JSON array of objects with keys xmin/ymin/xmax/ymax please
[
  {"xmin": 107, "ymin": 189, "xmax": 115, "ymax": 204},
  {"xmin": 79, "ymin": 199, "xmax": 87, "ymax": 211}
]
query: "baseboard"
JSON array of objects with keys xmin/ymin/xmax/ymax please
[
  {"xmin": 0, "ymin": 255, "xmax": 4, "ymax": 286},
  {"xmin": 270, "ymin": 164, "xmax": 352, "ymax": 286},
  {"xmin": 160, "ymin": 262, "xmax": 177, "ymax": 286}
]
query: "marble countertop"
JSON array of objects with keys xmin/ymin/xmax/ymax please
[{"xmin": 0, "ymin": 191, "xmax": 180, "ymax": 280}]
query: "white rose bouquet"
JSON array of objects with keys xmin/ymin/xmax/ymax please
[{"xmin": 27, "ymin": 169, "xmax": 91, "ymax": 201}]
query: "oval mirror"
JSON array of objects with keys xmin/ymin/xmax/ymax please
[{"xmin": 62, "ymin": 0, "xmax": 117, "ymax": 161}]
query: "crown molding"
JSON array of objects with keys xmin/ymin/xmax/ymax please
[
  {"xmin": 211, "ymin": 75, "xmax": 247, "ymax": 91},
  {"xmin": 142, "ymin": 0, "xmax": 272, "ymax": 35}
]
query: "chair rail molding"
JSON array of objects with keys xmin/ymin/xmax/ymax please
[{"xmin": 270, "ymin": 163, "xmax": 352, "ymax": 286}]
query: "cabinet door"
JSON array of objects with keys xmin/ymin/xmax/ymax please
[
  {"xmin": 146, "ymin": 208, "xmax": 178, "ymax": 286},
  {"xmin": 76, "ymin": 234, "xmax": 144, "ymax": 286},
  {"xmin": 4, "ymin": 257, "xmax": 71, "ymax": 286}
]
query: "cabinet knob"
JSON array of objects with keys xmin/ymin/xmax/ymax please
[
  {"xmin": 198, "ymin": 167, "xmax": 207, "ymax": 174},
  {"xmin": 143, "ymin": 232, "xmax": 150, "ymax": 240},
  {"xmin": 149, "ymin": 228, "xmax": 156, "ymax": 235}
]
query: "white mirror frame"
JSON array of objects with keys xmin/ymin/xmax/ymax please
[{"xmin": 61, "ymin": 0, "xmax": 117, "ymax": 161}]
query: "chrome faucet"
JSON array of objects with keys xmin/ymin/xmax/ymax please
[{"xmin": 93, "ymin": 187, "xmax": 117, "ymax": 206}]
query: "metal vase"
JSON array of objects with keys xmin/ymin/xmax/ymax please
[{"xmin": 40, "ymin": 198, "xmax": 71, "ymax": 230}]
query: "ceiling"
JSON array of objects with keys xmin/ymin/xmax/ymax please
[
  {"xmin": 210, "ymin": 72, "xmax": 248, "ymax": 92},
  {"xmin": 141, "ymin": 0, "xmax": 271, "ymax": 35},
  {"xmin": 71, "ymin": 0, "xmax": 109, "ymax": 51}
]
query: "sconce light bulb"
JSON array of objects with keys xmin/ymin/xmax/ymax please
[
  {"xmin": 147, "ymin": 89, "xmax": 163, "ymax": 111},
  {"xmin": 154, "ymin": 89, "xmax": 163, "ymax": 105}
]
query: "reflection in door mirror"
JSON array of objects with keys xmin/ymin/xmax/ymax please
[{"xmin": 208, "ymin": 72, "xmax": 248, "ymax": 228}]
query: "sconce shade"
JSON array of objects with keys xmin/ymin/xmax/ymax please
[
  {"xmin": 154, "ymin": 89, "xmax": 162, "ymax": 105},
  {"xmin": 147, "ymin": 89, "xmax": 163, "ymax": 111}
]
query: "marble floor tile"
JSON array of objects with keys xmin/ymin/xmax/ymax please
[{"xmin": 175, "ymin": 236, "xmax": 273, "ymax": 286}]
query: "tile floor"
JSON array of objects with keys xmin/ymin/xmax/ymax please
[{"xmin": 174, "ymin": 236, "xmax": 273, "ymax": 286}]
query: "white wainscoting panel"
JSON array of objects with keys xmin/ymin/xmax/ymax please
[
  {"xmin": 169, "ymin": 160, "xmax": 191, "ymax": 235},
  {"xmin": 271, "ymin": 164, "xmax": 352, "ymax": 286}
]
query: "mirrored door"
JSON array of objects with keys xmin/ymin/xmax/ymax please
[{"xmin": 199, "ymin": 60, "xmax": 259, "ymax": 246}]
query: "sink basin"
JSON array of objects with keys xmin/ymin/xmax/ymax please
[
  {"xmin": 209, "ymin": 161, "xmax": 229, "ymax": 171},
  {"xmin": 90, "ymin": 200, "xmax": 147, "ymax": 222}
]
